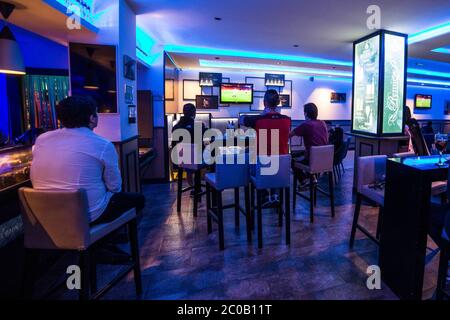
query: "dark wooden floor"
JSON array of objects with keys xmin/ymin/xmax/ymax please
[{"xmin": 47, "ymin": 152, "xmax": 442, "ymax": 300}]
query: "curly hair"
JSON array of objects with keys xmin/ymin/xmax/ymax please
[{"xmin": 56, "ymin": 96, "xmax": 98, "ymax": 128}]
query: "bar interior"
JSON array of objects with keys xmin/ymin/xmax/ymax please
[{"xmin": 0, "ymin": 0, "xmax": 449, "ymax": 301}]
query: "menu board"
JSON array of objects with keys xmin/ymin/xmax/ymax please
[
  {"xmin": 382, "ymin": 34, "xmax": 405, "ymax": 134},
  {"xmin": 352, "ymin": 35, "xmax": 380, "ymax": 134}
]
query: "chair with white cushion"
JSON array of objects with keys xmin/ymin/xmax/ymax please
[
  {"xmin": 19, "ymin": 188, "xmax": 142, "ymax": 300},
  {"xmin": 250, "ymin": 155, "xmax": 291, "ymax": 249},
  {"xmin": 349, "ymin": 155, "xmax": 386, "ymax": 248},
  {"xmin": 293, "ymin": 145, "xmax": 335, "ymax": 223},
  {"xmin": 173, "ymin": 143, "xmax": 208, "ymax": 217},
  {"xmin": 205, "ymin": 151, "xmax": 251, "ymax": 250}
]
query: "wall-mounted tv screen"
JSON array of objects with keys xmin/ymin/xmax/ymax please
[
  {"xmin": 69, "ymin": 43, "xmax": 117, "ymax": 113},
  {"xmin": 196, "ymin": 95, "xmax": 219, "ymax": 110},
  {"xmin": 265, "ymin": 73, "xmax": 285, "ymax": 87},
  {"xmin": 199, "ymin": 72, "xmax": 222, "ymax": 87},
  {"xmin": 415, "ymin": 94, "xmax": 432, "ymax": 109},
  {"xmin": 220, "ymin": 83, "xmax": 253, "ymax": 104},
  {"xmin": 331, "ymin": 92, "xmax": 346, "ymax": 103},
  {"xmin": 278, "ymin": 94, "xmax": 291, "ymax": 108}
]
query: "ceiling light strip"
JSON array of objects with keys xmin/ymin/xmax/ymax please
[
  {"xmin": 408, "ymin": 21, "xmax": 450, "ymax": 45},
  {"xmin": 166, "ymin": 45, "xmax": 353, "ymax": 67}
]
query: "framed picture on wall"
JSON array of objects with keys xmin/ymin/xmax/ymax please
[
  {"xmin": 124, "ymin": 55, "xmax": 136, "ymax": 80},
  {"xmin": 195, "ymin": 95, "xmax": 219, "ymax": 110},
  {"xmin": 445, "ymin": 100, "xmax": 450, "ymax": 115},
  {"xmin": 125, "ymin": 85, "xmax": 134, "ymax": 104},
  {"xmin": 278, "ymin": 94, "xmax": 291, "ymax": 108}
]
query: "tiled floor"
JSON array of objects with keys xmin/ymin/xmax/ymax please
[{"xmin": 49, "ymin": 152, "xmax": 442, "ymax": 300}]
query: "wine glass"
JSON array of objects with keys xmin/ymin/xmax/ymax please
[{"xmin": 434, "ymin": 133, "xmax": 448, "ymax": 166}]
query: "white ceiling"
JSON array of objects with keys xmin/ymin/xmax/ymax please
[{"xmin": 131, "ymin": 0, "xmax": 450, "ymax": 64}]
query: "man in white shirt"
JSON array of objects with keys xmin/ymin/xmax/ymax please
[{"xmin": 31, "ymin": 96, "xmax": 145, "ymax": 225}]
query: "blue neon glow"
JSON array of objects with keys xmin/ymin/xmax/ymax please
[
  {"xmin": 165, "ymin": 45, "xmax": 353, "ymax": 67},
  {"xmin": 407, "ymin": 68, "xmax": 450, "ymax": 79},
  {"xmin": 408, "ymin": 21, "xmax": 450, "ymax": 45},
  {"xmin": 136, "ymin": 27, "xmax": 160, "ymax": 66},
  {"xmin": 407, "ymin": 78, "xmax": 450, "ymax": 87},
  {"xmin": 432, "ymin": 46, "xmax": 450, "ymax": 54},
  {"xmin": 198, "ymin": 59, "xmax": 353, "ymax": 77},
  {"xmin": 43, "ymin": 0, "xmax": 99, "ymax": 32}
]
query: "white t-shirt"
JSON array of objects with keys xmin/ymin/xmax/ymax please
[{"xmin": 30, "ymin": 127, "xmax": 122, "ymax": 222}]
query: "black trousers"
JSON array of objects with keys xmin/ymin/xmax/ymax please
[{"xmin": 91, "ymin": 192, "xmax": 146, "ymax": 226}]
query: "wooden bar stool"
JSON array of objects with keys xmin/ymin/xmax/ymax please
[
  {"xmin": 19, "ymin": 188, "xmax": 142, "ymax": 300},
  {"xmin": 173, "ymin": 143, "xmax": 207, "ymax": 217},
  {"xmin": 205, "ymin": 151, "xmax": 251, "ymax": 250},
  {"xmin": 250, "ymin": 155, "xmax": 291, "ymax": 249},
  {"xmin": 349, "ymin": 155, "xmax": 386, "ymax": 248},
  {"xmin": 293, "ymin": 145, "xmax": 335, "ymax": 223}
]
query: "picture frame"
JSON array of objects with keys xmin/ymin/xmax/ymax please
[
  {"xmin": 444, "ymin": 100, "xmax": 450, "ymax": 115},
  {"xmin": 128, "ymin": 105, "xmax": 137, "ymax": 123},
  {"xmin": 124, "ymin": 55, "xmax": 136, "ymax": 80},
  {"xmin": 125, "ymin": 85, "xmax": 134, "ymax": 104},
  {"xmin": 195, "ymin": 95, "xmax": 219, "ymax": 110}
]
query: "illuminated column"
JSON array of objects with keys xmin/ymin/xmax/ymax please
[{"xmin": 351, "ymin": 30, "xmax": 407, "ymax": 137}]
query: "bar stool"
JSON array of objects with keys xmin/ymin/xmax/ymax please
[
  {"xmin": 349, "ymin": 155, "xmax": 386, "ymax": 248},
  {"xmin": 293, "ymin": 145, "xmax": 335, "ymax": 223},
  {"xmin": 18, "ymin": 188, "xmax": 142, "ymax": 300},
  {"xmin": 173, "ymin": 143, "xmax": 208, "ymax": 217},
  {"xmin": 394, "ymin": 151, "xmax": 448, "ymax": 203},
  {"xmin": 250, "ymin": 155, "xmax": 291, "ymax": 249},
  {"xmin": 205, "ymin": 151, "xmax": 251, "ymax": 250}
]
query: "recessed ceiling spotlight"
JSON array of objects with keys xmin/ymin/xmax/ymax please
[
  {"xmin": 214, "ymin": 17, "xmax": 222, "ymax": 21},
  {"xmin": 276, "ymin": 62, "xmax": 281, "ymax": 65},
  {"xmin": 215, "ymin": 57, "xmax": 220, "ymax": 60},
  {"xmin": 293, "ymin": 44, "xmax": 299, "ymax": 48},
  {"xmin": 421, "ymin": 83, "xmax": 425, "ymax": 86},
  {"xmin": 416, "ymin": 63, "xmax": 424, "ymax": 67}
]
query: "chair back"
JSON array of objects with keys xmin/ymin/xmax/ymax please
[
  {"xmin": 215, "ymin": 151, "xmax": 250, "ymax": 190},
  {"xmin": 309, "ymin": 145, "xmax": 334, "ymax": 173},
  {"xmin": 173, "ymin": 143, "xmax": 203, "ymax": 170},
  {"xmin": 252, "ymin": 154, "xmax": 291, "ymax": 189},
  {"xmin": 356, "ymin": 155, "xmax": 387, "ymax": 193},
  {"xmin": 18, "ymin": 188, "xmax": 90, "ymax": 250},
  {"xmin": 393, "ymin": 151, "xmax": 415, "ymax": 158}
]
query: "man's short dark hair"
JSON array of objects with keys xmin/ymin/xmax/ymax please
[
  {"xmin": 304, "ymin": 103, "xmax": 318, "ymax": 120},
  {"xmin": 56, "ymin": 96, "xmax": 97, "ymax": 128},
  {"xmin": 183, "ymin": 103, "xmax": 196, "ymax": 118},
  {"xmin": 264, "ymin": 89, "xmax": 280, "ymax": 109}
]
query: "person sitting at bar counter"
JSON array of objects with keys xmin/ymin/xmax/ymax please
[
  {"xmin": 172, "ymin": 103, "xmax": 207, "ymax": 193},
  {"xmin": 30, "ymin": 96, "xmax": 145, "ymax": 226},
  {"xmin": 289, "ymin": 103, "xmax": 328, "ymax": 189},
  {"xmin": 239, "ymin": 89, "xmax": 291, "ymax": 207}
]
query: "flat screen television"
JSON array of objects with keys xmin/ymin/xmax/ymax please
[
  {"xmin": 220, "ymin": 83, "xmax": 253, "ymax": 104},
  {"xmin": 415, "ymin": 94, "xmax": 432, "ymax": 109},
  {"xmin": 196, "ymin": 95, "xmax": 219, "ymax": 110},
  {"xmin": 69, "ymin": 43, "xmax": 117, "ymax": 113},
  {"xmin": 331, "ymin": 92, "xmax": 346, "ymax": 103}
]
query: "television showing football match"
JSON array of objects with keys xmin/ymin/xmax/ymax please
[
  {"xmin": 415, "ymin": 94, "xmax": 432, "ymax": 109},
  {"xmin": 220, "ymin": 83, "xmax": 253, "ymax": 104}
]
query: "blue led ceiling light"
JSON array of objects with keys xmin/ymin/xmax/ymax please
[
  {"xmin": 198, "ymin": 59, "xmax": 353, "ymax": 77},
  {"xmin": 431, "ymin": 47, "xmax": 450, "ymax": 54},
  {"xmin": 165, "ymin": 45, "xmax": 353, "ymax": 67},
  {"xmin": 407, "ymin": 78, "xmax": 450, "ymax": 87},
  {"xmin": 408, "ymin": 21, "xmax": 450, "ymax": 45},
  {"xmin": 407, "ymin": 68, "xmax": 450, "ymax": 79}
]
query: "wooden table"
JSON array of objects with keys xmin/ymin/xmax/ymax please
[{"xmin": 380, "ymin": 155, "xmax": 448, "ymax": 300}]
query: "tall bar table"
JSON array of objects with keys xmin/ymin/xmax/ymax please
[{"xmin": 380, "ymin": 155, "xmax": 448, "ymax": 300}]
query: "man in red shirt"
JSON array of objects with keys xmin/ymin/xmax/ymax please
[
  {"xmin": 290, "ymin": 103, "xmax": 328, "ymax": 187},
  {"xmin": 239, "ymin": 89, "xmax": 291, "ymax": 206}
]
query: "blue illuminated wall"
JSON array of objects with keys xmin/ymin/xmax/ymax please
[
  {"xmin": 10, "ymin": 24, "xmax": 68, "ymax": 70},
  {"xmin": 0, "ymin": 74, "xmax": 8, "ymax": 141}
]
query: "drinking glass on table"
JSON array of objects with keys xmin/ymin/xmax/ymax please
[{"xmin": 434, "ymin": 133, "xmax": 448, "ymax": 166}]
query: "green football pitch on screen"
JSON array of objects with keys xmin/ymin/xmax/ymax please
[{"xmin": 221, "ymin": 89, "xmax": 252, "ymax": 103}]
